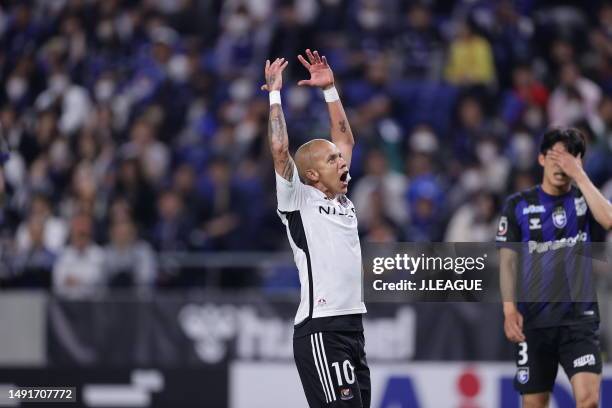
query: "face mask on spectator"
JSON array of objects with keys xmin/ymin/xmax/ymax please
[
  {"xmin": 6, "ymin": 76, "xmax": 28, "ymax": 102},
  {"xmin": 187, "ymin": 100, "xmax": 206, "ymax": 123},
  {"xmin": 168, "ymin": 55, "xmax": 190, "ymax": 83},
  {"xmin": 30, "ymin": 162, "xmax": 51, "ymax": 192},
  {"xmin": 116, "ymin": 13, "xmax": 134, "ymax": 39},
  {"xmin": 410, "ymin": 129, "xmax": 438, "ymax": 154},
  {"xmin": 476, "ymin": 142, "xmax": 497, "ymax": 163},
  {"xmin": 49, "ymin": 74, "xmax": 70, "ymax": 94},
  {"xmin": 224, "ymin": 104, "xmax": 246, "ymax": 124},
  {"xmin": 95, "ymin": 79, "xmax": 115, "ymax": 102},
  {"xmin": 564, "ymin": 101, "xmax": 584, "ymax": 124},
  {"xmin": 288, "ymin": 86, "xmax": 310, "ymax": 111},
  {"xmin": 512, "ymin": 133, "xmax": 535, "ymax": 170},
  {"xmin": 460, "ymin": 168, "xmax": 484, "ymax": 192},
  {"xmin": 358, "ymin": 9, "xmax": 383, "ymax": 30},
  {"xmin": 379, "ymin": 119, "xmax": 402, "ymax": 143},
  {"xmin": 229, "ymin": 78, "xmax": 254, "ymax": 103},
  {"xmin": 97, "ymin": 20, "xmax": 114, "ymax": 42},
  {"xmin": 49, "ymin": 140, "xmax": 71, "ymax": 169},
  {"xmin": 235, "ymin": 121, "xmax": 257, "ymax": 144},
  {"xmin": 524, "ymin": 106, "xmax": 543, "ymax": 129},
  {"xmin": 226, "ymin": 14, "xmax": 250, "ymax": 36}
]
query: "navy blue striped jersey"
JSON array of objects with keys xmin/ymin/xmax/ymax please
[{"xmin": 496, "ymin": 185, "xmax": 599, "ymax": 328}]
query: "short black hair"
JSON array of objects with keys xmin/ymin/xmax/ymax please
[{"xmin": 539, "ymin": 127, "xmax": 586, "ymax": 158}]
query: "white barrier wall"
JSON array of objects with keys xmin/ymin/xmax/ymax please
[{"xmin": 0, "ymin": 291, "xmax": 46, "ymax": 366}]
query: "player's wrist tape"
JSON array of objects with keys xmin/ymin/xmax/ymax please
[
  {"xmin": 323, "ymin": 86, "xmax": 339, "ymax": 103},
  {"xmin": 269, "ymin": 90, "xmax": 281, "ymax": 106}
]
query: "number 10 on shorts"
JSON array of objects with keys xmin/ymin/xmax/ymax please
[{"xmin": 331, "ymin": 360, "xmax": 356, "ymax": 386}]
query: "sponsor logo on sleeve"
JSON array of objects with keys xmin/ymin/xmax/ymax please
[
  {"xmin": 498, "ymin": 216, "xmax": 508, "ymax": 236},
  {"xmin": 574, "ymin": 197, "xmax": 587, "ymax": 216}
]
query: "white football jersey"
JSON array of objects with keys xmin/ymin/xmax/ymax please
[{"xmin": 276, "ymin": 163, "xmax": 367, "ymax": 325}]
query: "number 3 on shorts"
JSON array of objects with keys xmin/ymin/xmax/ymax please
[
  {"xmin": 518, "ymin": 341, "xmax": 528, "ymax": 365},
  {"xmin": 331, "ymin": 360, "xmax": 355, "ymax": 386}
]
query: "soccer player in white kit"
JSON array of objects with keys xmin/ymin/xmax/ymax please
[{"xmin": 262, "ymin": 50, "xmax": 370, "ymax": 407}]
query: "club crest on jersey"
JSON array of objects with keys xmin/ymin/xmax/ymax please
[
  {"xmin": 337, "ymin": 195, "xmax": 350, "ymax": 208},
  {"xmin": 340, "ymin": 388, "xmax": 354, "ymax": 400},
  {"xmin": 574, "ymin": 197, "xmax": 587, "ymax": 216},
  {"xmin": 552, "ymin": 207, "xmax": 567, "ymax": 229},
  {"xmin": 516, "ymin": 367, "xmax": 530, "ymax": 384},
  {"xmin": 498, "ymin": 216, "xmax": 508, "ymax": 235}
]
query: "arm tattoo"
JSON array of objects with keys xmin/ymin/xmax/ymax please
[
  {"xmin": 270, "ymin": 111, "xmax": 285, "ymax": 145},
  {"xmin": 339, "ymin": 119, "xmax": 347, "ymax": 133},
  {"xmin": 266, "ymin": 74, "xmax": 276, "ymax": 88},
  {"xmin": 268, "ymin": 104, "xmax": 293, "ymax": 180},
  {"xmin": 281, "ymin": 156, "xmax": 294, "ymax": 180}
]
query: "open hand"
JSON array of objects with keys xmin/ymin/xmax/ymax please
[
  {"xmin": 261, "ymin": 58, "xmax": 288, "ymax": 92},
  {"xmin": 547, "ymin": 149, "xmax": 585, "ymax": 181},
  {"xmin": 504, "ymin": 308, "xmax": 526, "ymax": 343},
  {"xmin": 297, "ymin": 49, "xmax": 334, "ymax": 89}
]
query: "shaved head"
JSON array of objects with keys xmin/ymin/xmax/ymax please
[
  {"xmin": 293, "ymin": 138, "xmax": 349, "ymax": 197},
  {"xmin": 295, "ymin": 139, "xmax": 335, "ymax": 183}
]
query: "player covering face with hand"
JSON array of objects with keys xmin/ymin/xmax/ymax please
[
  {"xmin": 263, "ymin": 51, "xmax": 370, "ymax": 407},
  {"xmin": 497, "ymin": 128, "xmax": 612, "ymax": 408}
]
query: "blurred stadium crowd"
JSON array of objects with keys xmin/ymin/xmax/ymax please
[{"xmin": 0, "ymin": 0, "xmax": 611, "ymax": 294}]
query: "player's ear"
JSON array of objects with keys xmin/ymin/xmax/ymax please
[
  {"xmin": 305, "ymin": 169, "xmax": 318, "ymax": 183},
  {"xmin": 537, "ymin": 153, "xmax": 546, "ymax": 167}
]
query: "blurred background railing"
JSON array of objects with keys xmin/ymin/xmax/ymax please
[{"xmin": 0, "ymin": 249, "xmax": 299, "ymax": 290}]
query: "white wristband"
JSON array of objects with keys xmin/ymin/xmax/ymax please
[
  {"xmin": 269, "ymin": 90, "xmax": 281, "ymax": 106},
  {"xmin": 323, "ymin": 86, "xmax": 339, "ymax": 103}
]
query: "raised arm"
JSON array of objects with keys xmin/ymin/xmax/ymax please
[
  {"xmin": 297, "ymin": 49, "xmax": 355, "ymax": 169},
  {"xmin": 548, "ymin": 150, "xmax": 612, "ymax": 230},
  {"xmin": 262, "ymin": 58, "xmax": 295, "ymax": 181}
]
